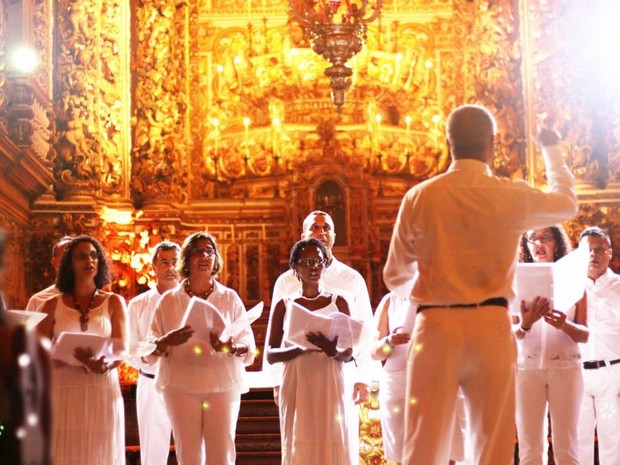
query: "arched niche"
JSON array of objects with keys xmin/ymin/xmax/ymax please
[{"xmin": 315, "ymin": 180, "xmax": 347, "ymax": 246}]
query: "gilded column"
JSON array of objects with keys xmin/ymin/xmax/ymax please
[
  {"xmin": 53, "ymin": 0, "xmax": 131, "ymax": 201},
  {"xmin": 131, "ymin": 0, "xmax": 190, "ymax": 207}
]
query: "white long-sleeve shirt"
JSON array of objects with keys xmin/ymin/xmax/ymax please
[
  {"xmin": 581, "ymin": 268, "xmax": 620, "ymax": 361},
  {"xmin": 264, "ymin": 257, "xmax": 381, "ymax": 386},
  {"xmin": 128, "ymin": 287, "xmax": 164, "ymax": 374},
  {"xmin": 384, "ymin": 146, "xmax": 577, "ymax": 304}
]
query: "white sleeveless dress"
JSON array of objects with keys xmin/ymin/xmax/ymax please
[
  {"xmin": 279, "ymin": 294, "xmax": 351, "ymax": 464},
  {"xmin": 51, "ymin": 294, "xmax": 125, "ymax": 465}
]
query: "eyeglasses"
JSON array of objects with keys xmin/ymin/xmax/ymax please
[
  {"xmin": 189, "ymin": 248, "xmax": 216, "ymax": 257},
  {"xmin": 297, "ymin": 258, "xmax": 326, "ymax": 268},
  {"xmin": 526, "ymin": 232, "xmax": 555, "ymax": 244}
]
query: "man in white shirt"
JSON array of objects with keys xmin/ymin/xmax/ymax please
[
  {"xmin": 384, "ymin": 104, "xmax": 577, "ymax": 464},
  {"xmin": 128, "ymin": 241, "xmax": 180, "ymax": 465},
  {"xmin": 264, "ymin": 210, "xmax": 380, "ymax": 463},
  {"xmin": 26, "ymin": 236, "xmax": 73, "ymax": 311},
  {"xmin": 577, "ymin": 226, "xmax": 620, "ymax": 465}
]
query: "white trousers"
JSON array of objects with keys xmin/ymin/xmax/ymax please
[
  {"xmin": 515, "ymin": 366, "xmax": 583, "ymax": 465},
  {"xmin": 163, "ymin": 388, "xmax": 241, "ymax": 465},
  {"xmin": 402, "ymin": 306, "xmax": 516, "ymax": 465},
  {"xmin": 578, "ymin": 363, "xmax": 620, "ymax": 465},
  {"xmin": 136, "ymin": 374, "xmax": 173, "ymax": 465}
]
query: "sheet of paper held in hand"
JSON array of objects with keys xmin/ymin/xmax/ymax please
[
  {"xmin": 181, "ymin": 297, "xmax": 263, "ymax": 342},
  {"xmin": 515, "ymin": 246, "xmax": 589, "ymax": 313},
  {"xmin": 284, "ymin": 301, "xmax": 365, "ymax": 350},
  {"xmin": 5, "ymin": 309, "xmax": 47, "ymax": 329},
  {"xmin": 51, "ymin": 332, "xmax": 109, "ymax": 366}
]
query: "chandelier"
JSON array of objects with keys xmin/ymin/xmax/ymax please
[{"xmin": 289, "ymin": 0, "xmax": 382, "ymax": 111}]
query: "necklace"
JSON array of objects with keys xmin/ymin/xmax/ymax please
[
  {"xmin": 74, "ymin": 290, "xmax": 98, "ymax": 332},
  {"xmin": 184, "ymin": 279, "xmax": 214, "ymax": 300},
  {"xmin": 300, "ymin": 289, "xmax": 324, "ymax": 301}
]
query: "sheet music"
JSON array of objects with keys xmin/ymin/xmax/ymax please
[
  {"xmin": 553, "ymin": 246, "xmax": 588, "ymax": 313},
  {"xmin": 220, "ymin": 301, "xmax": 263, "ymax": 341},
  {"xmin": 515, "ymin": 263, "xmax": 554, "ymax": 308},
  {"xmin": 51, "ymin": 332, "xmax": 109, "ymax": 366},
  {"xmin": 181, "ymin": 296, "xmax": 226, "ymax": 342},
  {"xmin": 5, "ymin": 309, "xmax": 47, "ymax": 329},
  {"xmin": 515, "ymin": 247, "xmax": 589, "ymax": 313},
  {"xmin": 284, "ymin": 301, "xmax": 365, "ymax": 350}
]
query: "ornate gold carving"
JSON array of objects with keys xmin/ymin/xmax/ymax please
[
  {"xmin": 0, "ymin": 216, "xmax": 29, "ymax": 308},
  {"xmin": 53, "ymin": 0, "xmax": 128, "ymax": 200},
  {"xmin": 32, "ymin": 0, "xmax": 53, "ymax": 97},
  {"xmin": 131, "ymin": 0, "xmax": 189, "ymax": 206},
  {"xmin": 456, "ymin": 0, "xmax": 525, "ymax": 179}
]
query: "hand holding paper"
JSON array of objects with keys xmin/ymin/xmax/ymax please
[
  {"xmin": 515, "ymin": 247, "xmax": 589, "ymax": 313},
  {"xmin": 306, "ymin": 331, "xmax": 338, "ymax": 356},
  {"xmin": 183, "ymin": 297, "xmax": 263, "ymax": 343},
  {"xmin": 284, "ymin": 302, "xmax": 365, "ymax": 351},
  {"xmin": 51, "ymin": 332, "xmax": 109, "ymax": 367},
  {"xmin": 519, "ymin": 296, "xmax": 550, "ymax": 329},
  {"xmin": 73, "ymin": 346, "xmax": 109, "ymax": 374},
  {"xmin": 181, "ymin": 297, "xmax": 225, "ymax": 342}
]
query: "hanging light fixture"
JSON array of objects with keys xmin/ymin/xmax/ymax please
[{"xmin": 289, "ymin": 0, "xmax": 382, "ymax": 111}]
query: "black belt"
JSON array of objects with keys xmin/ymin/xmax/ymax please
[
  {"xmin": 139, "ymin": 369, "xmax": 155, "ymax": 379},
  {"xmin": 417, "ymin": 297, "xmax": 508, "ymax": 312},
  {"xmin": 583, "ymin": 358, "xmax": 620, "ymax": 370}
]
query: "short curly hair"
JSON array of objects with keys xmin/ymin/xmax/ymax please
[
  {"xmin": 519, "ymin": 225, "xmax": 572, "ymax": 263},
  {"xmin": 56, "ymin": 235, "xmax": 111, "ymax": 293}
]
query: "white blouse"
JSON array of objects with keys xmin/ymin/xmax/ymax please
[{"xmin": 149, "ymin": 280, "xmax": 256, "ymax": 394}]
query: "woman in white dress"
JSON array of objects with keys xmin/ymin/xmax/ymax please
[
  {"xmin": 514, "ymin": 225, "xmax": 588, "ymax": 465},
  {"xmin": 38, "ymin": 235, "xmax": 127, "ymax": 465},
  {"xmin": 266, "ymin": 238, "xmax": 353, "ymax": 465},
  {"xmin": 147, "ymin": 232, "xmax": 256, "ymax": 465}
]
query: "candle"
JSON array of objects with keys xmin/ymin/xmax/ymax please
[
  {"xmin": 216, "ymin": 64, "xmax": 223, "ymax": 96},
  {"xmin": 392, "ymin": 53, "xmax": 402, "ymax": 85}
]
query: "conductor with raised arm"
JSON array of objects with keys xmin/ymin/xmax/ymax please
[{"xmin": 383, "ymin": 104, "xmax": 578, "ymax": 464}]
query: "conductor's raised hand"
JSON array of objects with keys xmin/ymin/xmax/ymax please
[
  {"xmin": 536, "ymin": 126, "xmax": 561, "ymax": 147},
  {"xmin": 306, "ymin": 331, "xmax": 338, "ymax": 358}
]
